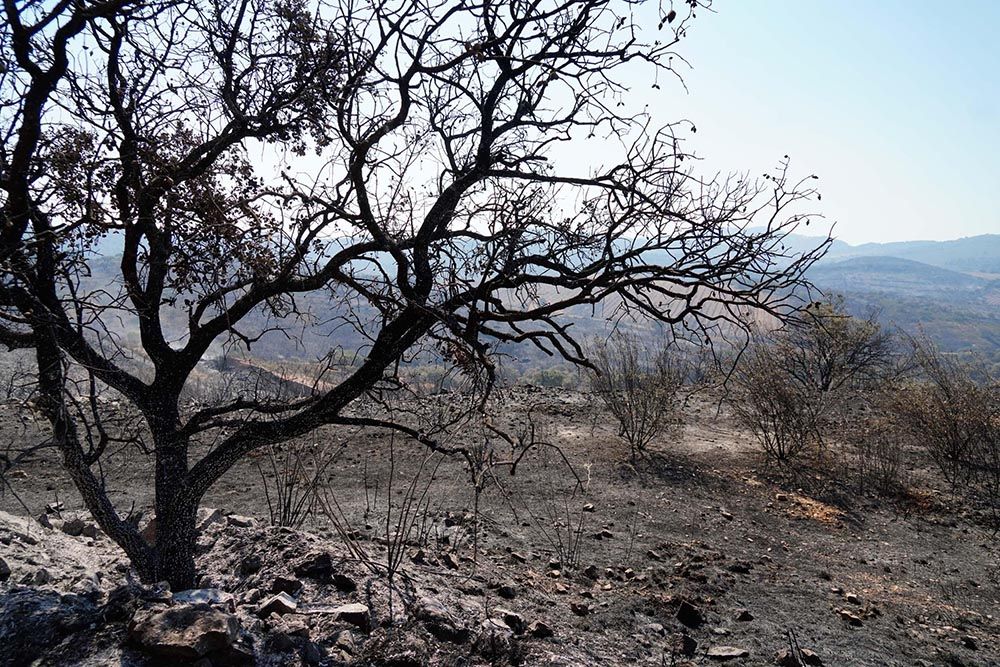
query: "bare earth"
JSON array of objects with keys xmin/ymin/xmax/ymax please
[{"xmin": 0, "ymin": 387, "xmax": 997, "ymax": 666}]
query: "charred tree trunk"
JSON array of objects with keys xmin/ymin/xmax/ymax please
[
  {"xmin": 149, "ymin": 410, "xmax": 199, "ymax": 590},
  {"xmin": 151, "ymin": 488, "xmax": 198, "ymax": 590}
]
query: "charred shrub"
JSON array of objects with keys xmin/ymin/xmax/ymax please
[
  {"xmin": 886, "ymin": 341, "xmax": 1000, "ymax": 524},
  {"xmin": 588, "ymin": 333, "xmax": 687, "ymax": 463}
]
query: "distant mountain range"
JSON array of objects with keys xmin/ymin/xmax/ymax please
[
  {"xmin": 777, "ymin": 232, "xmax": 1000, "ymax": 274},
  {"xmin": 80, "ymin": 231, "xmax": 1000, "ymax": 366},
  {"xmin": 794, "ymin": 234, "xmax": 1000, "ymax": 355}
]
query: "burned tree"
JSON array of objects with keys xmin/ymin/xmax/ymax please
[{"xmin": 1, "ymin": 0, "xmax": 828, "ymax": 588}]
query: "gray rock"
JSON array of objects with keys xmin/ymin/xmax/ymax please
[
  {"xmin": 333, "ymin": 629, "xmax": 357, "ymax": 653},
  {"xmin": 707, "ymin": 645, "xmax": 750, "ymax": 660},
  {"xmin": 257, "ymin": 592, "xmax": 298, "ymax": 617},
  {"xmin": 528, "ymin": 620, "xmax": 554, "ymax": 638},
  {"xmin": 294, "ymin": 552, "xmax": 333, "ymax": 580},
  {"xmin": 129, "ymin": 604, "xmax": 241, "ymax": 661},
  {"xmin": 196, "ymin": 507, "xmax": 224, "ymax": 532},
  {"xmin": 416, "ymin": 596, "xmax": 469, "ymax": 643},
  {"xmin": 838, "ymin": 609, "xmax": 863, "ymax": 627},
  {"xmin": 271, "ymin": 576, "xmax": 304, "ymax": 596},
  {"xmin": 496, "ymin": 608, "xmax": 526, "ymax": 634},
  {"xmin": 60, "ymin": 516, "xmax": 86, "ymax": 537},
  {"xmin": 226, "ymin": 514, "xmax": 256, "ymax": 528},
  {"xmin": 677, "ymin": 600, "xmax": 704, "ymax": 628},
  {"xmin": 173, "ymin": 588, "xmax": 235, "ymax": 609},
  {"xmin": 0, "ymin": 556, "xmax": 10, "ymax": 582},
  {"xmin": 333, "ymin": 603, "xmax": 370, "ymax": 632}
]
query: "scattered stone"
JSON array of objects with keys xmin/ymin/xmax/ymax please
[
  {"xmin": 528, "ymin": 620, "xmax": 554, "ymax": 639},
  {"xmin": 547, "ymin": 558, "xmax": 561, "ymax": 570},
  {"xmin": 333, "ymin": 603, "xmax": 371, "ymax": 632},
  {"xmin": 509, "ymin": 552, "xmax": 527, "ymax": 564},
  {"xmin": 775, "ymin": 493, "xmax": 789, "ymax": 502},
  {"xmin": 196, "ymin": 507, "xmax": 224, "ymax": 532},
  {"xmin": 226, "ymin": 514, "xmax": 255, "ymax": 528},
  {"xmin": 257, "ymin": 592, "xmax": 298, "ymax": 617},
  {"xmin": 720, "ymin": 510, "xmax": 734, "ymax": 521},
  {"xmin": 582, "ymin": 503, "xmax": 595, "ymax": 513},
  {"xmin": 271, "ymin": 576, "xmax": 304, "ymax": 596},
  {"xmin": 639, "ymin": 622, "xmax": 664, "ymax": 636},
  {"xmin": 961, "ymin": 635, "xmax": 978, "ymax": 650},
  {"xmin": 25, "ymin": 568, "xmax": 51, "ymax": 585},
  {"xmin": 333, "ymin": 629, "xmax": 357, "ymax": 653},
  {"xmin": 278, "ymin": 615, "xmax": 310, "ymax": 638},
  {"xmin": 570, "ymin": 602, "xmax": 591, "ymax": 616},
  {"xmin": 416, "ymin": 597, "xmax": 469, "ymax": 643},
  {"xmin": 679, "ymin": 634, "xmax": 698, "ymax": 656},
  {"xmin": 845, "ymin": 592, "xmax": 861, "ymax": 605},
  {"xmin": 735, "ymin": 609, "xmax": 754, "ymax": 622},
  {"xmin": 294, "ymin": 552, "xmax": 333, "ymax": 580},
  {"xmin": 129, "ymin": 604, "xmax": 241, "ymax": 661},
  {"xmin": 332, "ymin": 572, "xmax": 357, "ymax": 593},
  {"xmin": 441, "ymin": 553, "xmax": 460, "ymax": 570},
  {"xmin": 496, "ymin": 608, "xmax": 526, "ymax": 634},
  {"xmin": 647, "ymin": 550, "xmax": 663, "ymax": 561},
  {"xmin": 677, "ymin": 600, "xmax": 704, "ymax": 629},
  {"xmin": 839, "ymin": 610, "xmax": 864, "ymax": 627},
  {"xmin": 775, "ymin": 648, "xmax": 799, "ymax": 666},
  {"xmin": 60, "ymin": 516, "xmax": 86, "ymax": 537},
  {"xmin": 81, "ymin": 522, "xmax": 101, "ymax": 538},
  {"xmin": 173, "ymin": 589, "xmax": 235, "ymax": 609},
  {"xmin": 583, "ymin": 564, "xmax": 600, "ymax": 580},
  {"xmin": 707, "ymin": 645, "xmax": 750, "ymax": 660},
  {"xmin": 801, "ymin": 648, "xmax": 824, "ymax": 665}
]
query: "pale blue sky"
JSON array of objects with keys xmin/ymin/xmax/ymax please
[{"xmin": 635, "ymin": 1, "xmax": 999, "ymax": 244}]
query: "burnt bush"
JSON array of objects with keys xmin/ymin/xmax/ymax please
[
  {"xmin": 588, "ymin": 333, "xmax": 687, "ymax": 463},
  {"xmin": 729, "ymin": 299, "xmax": 900, "ymax": 466},
  {"xmin": 886, "ymin": 341, "xmax": 1000, "ymax": 524}
]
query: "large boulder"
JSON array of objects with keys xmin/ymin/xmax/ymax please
[{"xmin": 129, "ymin": 604, "xmax": 241, "ymax": 661}]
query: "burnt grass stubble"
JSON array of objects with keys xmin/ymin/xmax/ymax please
[{"xmin": 0, "ymin": 386, "xmax": 997, "ymax": 666}]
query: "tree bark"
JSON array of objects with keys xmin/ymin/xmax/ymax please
[
  {"xmin": 151, "ymin": 492, "xmax": 198, "ymax": 590},
  {"xmin": 151, "ymin": 418, "xmax": 199, "ymax": 590}
]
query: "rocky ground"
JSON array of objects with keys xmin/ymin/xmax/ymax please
[{"xmin": 0, "ymin": 387, "xmax": 998, "ymax": 666}]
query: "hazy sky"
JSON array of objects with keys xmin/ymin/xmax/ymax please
[{"xmin": 639, "ymin": 1, "xmax": 999, "ymax": 244}]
